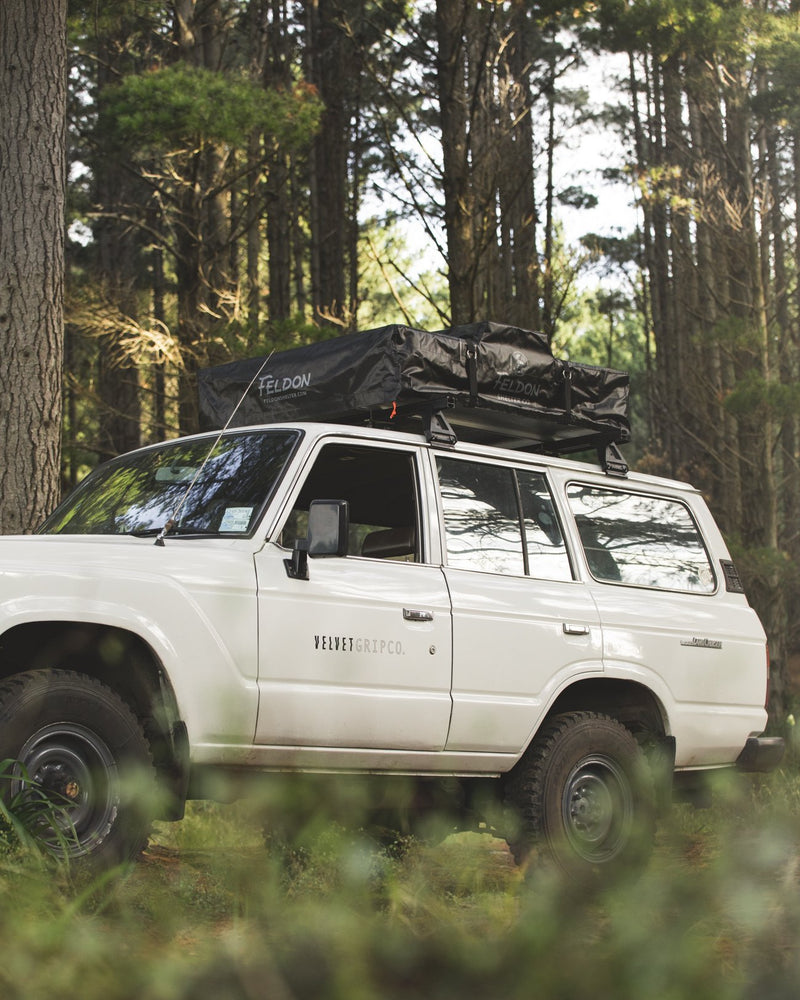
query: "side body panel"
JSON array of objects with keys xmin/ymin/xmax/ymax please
[
  {"xmin": 0, "ymin": 535, "xmax": 261, "ymax": 747},
  {"xmin": 254, "ymin": 545, "xmax": 453, "ymax": 750},
  {"xmin": 442, "ymin": 566, "xmax": 602, "ymax": 752},
  {"xmin": 550, "ymin": 469, "xmax": 769, "ymax": 767}
]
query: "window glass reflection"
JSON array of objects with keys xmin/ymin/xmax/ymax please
[
  {"xmin": 517, "ymin": 470, "xmax": 573, "ymax": 582},
  {"xmin": 41, "ymin": 430, "xmax": 299, "ymax": 537},
  {"xmin": 437, "ymin": 459, "xmax": 524, "ymax": 575},
  {"xmin": 566, "ymin": 485, "xmax": 715, "ymax": 593}
]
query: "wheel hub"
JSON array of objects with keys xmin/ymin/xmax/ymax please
[
  {"xmin": 13, "ymin": 722, "xmax": 119, "ymax": 857},
  {"xmin": 561, "ymin": 754, "xmax": 634, "ymax": 863},
  {"xmin": 36, "ymin": 761, "xmax": 84, "ymax": 803},
  {"xmin": 568, "ymin": 772, "xmax": 614, "ymax": 843}
]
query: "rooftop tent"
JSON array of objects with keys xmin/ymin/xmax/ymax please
[{"xmin": 197, "ymin": 321, "xmax": 630, "ymax": 457}]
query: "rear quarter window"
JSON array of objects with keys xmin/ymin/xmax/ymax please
[{"xmin": 566, "ymin": 484, "xmax": 716, "ymax": 594}]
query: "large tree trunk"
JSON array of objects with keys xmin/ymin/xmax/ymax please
[
  {"xmin": 172, "ymin": 0, "xmax": 231, "ymax": 433},
  {"xmin": 0, "ymin": 0, "xmax": 67, "ymax": 531},
  {"xmin": 685, "ymin": 55, "xmax": 741, "ymax": 527},
  {"xmin": 93, "ymin": 25, "xmax": 142, "ymax": 461},
  {"xmin": 264, "ymin": 0, "xmax": 293, "ymax": 325},
  {"xmin": 435, "ymin": 0, "xmax": 476, "ymax": 325},
  {"xmin": 306, "ymin": 0, "xmax": 348, "ymax": 326},
  {"xmin": 499, "ymin": 1, "xmax": 539, "ymax": 331}
]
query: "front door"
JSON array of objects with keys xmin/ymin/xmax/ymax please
[{"xmin": 254, "ymin": 440, "xmax": 453, "ymax": 751}]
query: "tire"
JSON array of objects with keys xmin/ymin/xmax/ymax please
[
  {"xmin": 504, "ymin": 711, "xmax": 655, "ymax": 884},
  {"xmin": 0, "ymin": 669, "xmax": 154, "ymax": 868}
]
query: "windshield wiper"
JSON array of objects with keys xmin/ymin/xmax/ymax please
[{"xmin": 131, "ymin": 525, "xmax": 212, "ymax": 538}]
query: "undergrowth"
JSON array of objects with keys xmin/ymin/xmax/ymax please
[{"xmin": 0, "ymin": 768, "xmax": 799, "ymax": 999}]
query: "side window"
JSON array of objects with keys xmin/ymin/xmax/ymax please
[
  {"xmin": 517, "ymin": 470, "xmax": 573, "ymax": 582},
  {"xmin": 437, "ymin": 459, "xmax": 524, "ymax": 575},
  {"xmin": 436, "ymin": 458, "xmax": 572, "ymax": 581},
  {"xmin": 281, "ymin": 443, "xmax": 419, "ymax": 561},
  {"xmin": 566, "ymin": 484, "xmax": 716, "ymax": 593}
]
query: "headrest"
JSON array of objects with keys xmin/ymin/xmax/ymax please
[{"xmin": 361, "ymin": 526, "xmax": 415, "ymax": 559}]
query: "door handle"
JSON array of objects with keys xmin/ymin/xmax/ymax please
[
  {"xmin": 404, "ymin": 608, "xmax": 434, "ymax": 622},
  {"xmin": 563, "ymin": 622, "xmax": 591, "ymax": 636}
]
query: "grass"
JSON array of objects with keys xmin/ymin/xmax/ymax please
[{"xmin": 0, "ymin": 767, "xmax": 799, "ymax": 999}]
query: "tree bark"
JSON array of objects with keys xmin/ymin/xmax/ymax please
[
  {"xmin": 498, "ymin": 1, "xmax": 539, "ymax": 331},
  {"xmin": 93, "ymin": 22, "xmax": 143, "ymax": 461},
  {"xmin": 264, "ymin": 0, "xmax": 293, "ymax": 325},
  {"xmin": 306, "ymin": 0, "xmax": 348, "ymax": 326},
  {"xmin": 0, "ymin": 0, "xmax": 67, "ymax": 531},
  {"xmin": 435, "ymin": 0, "xmax": 476, "ymax": 325}
]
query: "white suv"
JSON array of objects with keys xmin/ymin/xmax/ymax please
[{"xmin": 0, "ymin": 415, "xmax": 781, "ymax": 879}]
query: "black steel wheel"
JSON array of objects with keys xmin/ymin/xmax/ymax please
[
  {"xmin": 0, "ymin": 669, "xmax": 154, "ymax": 867},
  {"xmin": 504, "ymin": 711, "xmax": 655, "ymax": 883}
]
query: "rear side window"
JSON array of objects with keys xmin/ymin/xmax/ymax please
[
  {"xmin": 436, "ymin": 457, "xmax": 572, "ymax": 581},
  {"xmin": 566, "ymin": 484, "xmax": 715, "ymax": 593}
]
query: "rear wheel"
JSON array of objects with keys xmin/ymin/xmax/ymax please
[
  {"xmin": 0, "ymin": 669, "xmax": 154, "ymax": 867},
  {"xmin": 504, "ymin": 712, "xmax": 655, "ymax": 883}
]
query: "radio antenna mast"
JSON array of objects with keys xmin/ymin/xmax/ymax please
[{"xmin": 155, "ymin": 351, "xmax": 275, "ymax": 546}]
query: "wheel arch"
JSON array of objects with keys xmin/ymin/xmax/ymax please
[
  {"xmin": 514, "ymin": 677, "xmax": 675, "ymax": 816},
  {"xmin": 543, "ymin": 677, "xmax": 668, "ymax": 743},
  {"xmin": 0, "ymin": 621, "xmax": 189, "ymax": 819}
]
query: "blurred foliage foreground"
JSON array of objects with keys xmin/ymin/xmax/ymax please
[{"xmin": 2, "ymin": 763, "xmax": 800, "ymax": 1000}]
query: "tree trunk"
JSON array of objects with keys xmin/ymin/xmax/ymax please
[
  {"xmin": 497, "ymin": 1, "xmax": 539, "ymax": 331},
  {"xmin": 306, "ymin": 0, "xmax": 348, "ymax": 326},
  {"xmin": 0, "ymin": 0, "xmax": 67, "ymax": 531},
  {"xmin": 435, "ymin": 0, "xmax": 476, "ymax": 325},
  {"xmin": 264, "ymin": 0, "xmax": 293, "ymax": 325},
  {"xmin": 93, "ymin": 26, "xmax": 142, "ymax": 461},
  {"xmin": 172, "ymin": 0, "xmax": 230, "ymax": 433}
]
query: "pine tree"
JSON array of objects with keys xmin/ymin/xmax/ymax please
[{"xmin": 0, "ymin": 0, "xmax": 67, "ymax": 530}]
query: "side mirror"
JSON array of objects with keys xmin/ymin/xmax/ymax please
[
  {"xmin": 307, "ymin": 499, "xmax": 349, "ymax": 557},
  {"xmin": 285, "ymin": 500, "xmax": 349, "ymax": 580}
]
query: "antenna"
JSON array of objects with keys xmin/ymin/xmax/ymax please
[{"xmin": 155, "ymin": 351, "xmax": 275, "ymax": 546}]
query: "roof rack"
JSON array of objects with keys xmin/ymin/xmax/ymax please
[{"xmin": 359, "ymin": 395, "xmax": 629, "ymax": 475}]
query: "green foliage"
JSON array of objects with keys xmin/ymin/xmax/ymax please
[
  {"xmin": 1, "ymin": 769, "xmax": 800, "ymax": 998},
  {"xmin": 723, "ymin": 370, "xmax": 800, "ymax": 421},
  {"xmin": 752, "ymin": 9, "xmax": 800, "ymax": 126},
  {"xmin": 595, "ymin": 0, "xmax": 749, "ymax": 60},
  {"xmin": 558, "ymin": 185, "xmax": 599, "ymax": 210},
  {"xmin": 208, "ymin": 314, "xmax": 337, "ymax": 364},
  {"xmin": 0, "ymin": 759, "xmax": 79, "ymax": 860},
  {"xmin": 100, "ymin": 63, "xmax": 321, "ymax": 150},
  {"xmin": 356, "ymin": 222, "xmax": 449, "ymax": 330}
]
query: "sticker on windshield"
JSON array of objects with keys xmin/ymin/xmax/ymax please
[{"xmin": 219, "ymin": 507, "xmax": 253, "ymax": 532}]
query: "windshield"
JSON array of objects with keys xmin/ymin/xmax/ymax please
[{"xmin": 40, "ymin": 429, "xmax": 300, "ymax": 537}]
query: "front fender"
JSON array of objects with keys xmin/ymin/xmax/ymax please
[{"xmin": 0, "ymin": 535, "xmax": 260, "ymax": 748}]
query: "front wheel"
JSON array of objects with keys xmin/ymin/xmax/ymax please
[
  {"xmin": 0, "ymin": 669, "xmax": 154, "ymax": 867},
  {"xmin": 504, "ymin": 712, "xmax": 655, "ymax": 884}
]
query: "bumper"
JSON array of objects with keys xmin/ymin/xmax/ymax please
[{"xmin": 735, "ymin": 735, "xmax": 785, "ymax": 773}]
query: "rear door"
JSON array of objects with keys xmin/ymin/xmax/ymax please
[{"xmin": 435, "ymin": 454, "xmax": 603, "ymax": 754}]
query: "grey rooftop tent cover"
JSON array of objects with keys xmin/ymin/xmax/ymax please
[{"xmin": 197, "ymin": 321, "xmax": 630, "ymax": 456}]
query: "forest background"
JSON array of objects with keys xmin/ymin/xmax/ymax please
[{"xmin": 2, "ymin": 0, "xmax": 800, "ymax": 722}]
